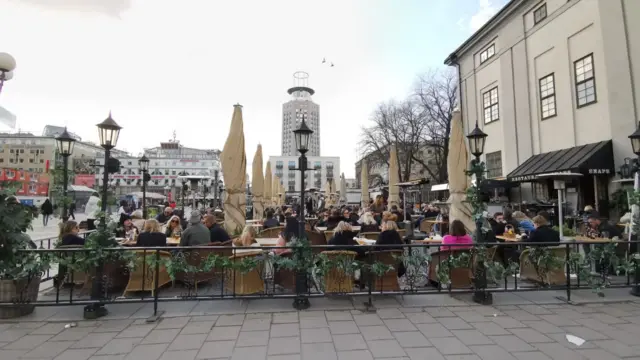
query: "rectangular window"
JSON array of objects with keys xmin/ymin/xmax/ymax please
[
  {"xmin": 574, "ymin": 54, "xmax": 597, "ymax": 107},
  {"xmin": 485, "ymin": 151, "xmax": 503, "ymax": 178},
  {"xmin": 480, "ymin": 44, "xmax": 495, "ymax": 64},
  {"xmin": 533, "ymin": 3, "xmax": 547, "ymax": 24},
  {"xmin": 539, "ymin": 73, "xmax": 557, "ymax": 119},
  {"xmin": 482, "ymin": 87, "xmax": 499, "ymax": 123}
]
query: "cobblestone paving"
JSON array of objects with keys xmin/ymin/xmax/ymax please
[{"xmin": 4, "ymin": 301, "xmax": 640, "ymax": 360}]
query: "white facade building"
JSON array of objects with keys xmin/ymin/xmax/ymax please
[
  {"xmin": 268, "ymin": 156, "xmax": 339, "ymax": 195},
  {"xmin": 445, "ymin": 0, "xmax": 639, "ymax": 212},
  {"xmin": 281, "ymin": 72, "xmax": 320, "ymax": 157}
]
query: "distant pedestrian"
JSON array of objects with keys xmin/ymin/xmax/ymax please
[
  {"xmin": 40, "ymin": 199, "xmax": 53, "ymax": 226},
  {"xmin": 68, "ymin": 202, "xmax": 76, "ymax": 220}
]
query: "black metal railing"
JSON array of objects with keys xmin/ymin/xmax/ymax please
[
  {"xmin": 3, "ymin": 240, "xmax": 639, "ymax": 315},
  {"xmin": 31, "ymin": 230, "xmax": 96, "ymax": 282}
]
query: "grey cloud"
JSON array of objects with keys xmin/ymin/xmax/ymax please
[{"xmin": 14, "ymin": 0, "xmax": 132, "ymax": 18}]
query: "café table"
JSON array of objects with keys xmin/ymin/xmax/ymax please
[
  {"xmin": 316, "ymin": 227, "xmax": 328, "ymax": 232},
  {"xmin": 256, "ymin": 238, "xmax": 279, "ymax": 246},
  {"xmin": 495, "ymin": 235, "xmax": 520, "ymax": 242},
  {"xmin": 246, "ymin": 219, "xmax": 262, "ymax": 224}
]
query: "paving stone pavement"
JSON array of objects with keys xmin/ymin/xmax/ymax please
[{"xmin": 4, "ymin": 301, "xmax": 640, "ymax": 360}]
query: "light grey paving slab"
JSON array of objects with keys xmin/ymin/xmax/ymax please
[
  {"xmin": 189, "ymin": 300, "xmax": 247, "ymax": 316},
  {"xmin": 507, "ymin": 328, "xmax": 554, "ymax": 343},
  {"xmin": 301, "ymin": 342, "xmax": 337, "ymax": 360},
  {"xmin": 451, "ymin": 311, "xmax": 493, "ymax": 323},
  {"xmin": 0, "ymin": 328, "xmax": 30, "ymax": 342},
  {"xmin": 93, "ymin": 320, "xmax": 134, "ymax": 333},
  {"xmin": 167, "ymin": 334, "xmax": 207, "ymax": 351},
  {"xmin": 197, "ymin": 340, "xmax": 236, "ymax": 359},
  {"xmin": 241, "ymin": 318, "xmax": 271, "ymax": 331},
  {"xmin": 0, "ymin": 349, "xmax": 29, "ymax": 360},
  {"xmin": 156, "ymin": 317, "xmax": 191, "ymax": 329},
  {"xmin": 561, "ymin": 325, "xmax": 610, "ymax": 341},
  {"xmin": 54, "ymin": 348, "xmax": 98, "ymax": 360},
  {"xmin": 519, "ymin": 320, "xmax": 564, "ymax": 334},
  {"xmin": 215, "ymin": 314, "xmax": 246, "ymax": 326},
  {"xmin": 337, "ymin": 349, "xmax": 374, "ymax": 360},
  {"xmin": 438, "ymin": 317, "xmax": 473, "ymax": 330},
  {"xmin": 272, "ymin": 312, "xmax": 299, "ymax": 324},
  {"xmin": 393, "ymin": 331, "xmax": 431, "ymax": 348},
  {"xmin": 329, "ymin": 321, "xmax": 360, "ymax": 335},
  {"xmin": 94, "ymin": 338, "xmax": 143, "ymax": 355},
  {"xmin": 593, "ymin": 339, "xmax": 640, "ymax": 358},
  {"xmin": 158, "ymin": 350, "xmax": 198, "ymax": 360},
  {"xmin": 267, "ymin": 355, "xmax": 302, "ymax": 360},
  {"xmin": 511, "ymin": 351, "xmax": 552, "ymax": 360},
  {"xmin": 141, "ymin": 329, "xmax": 180, "ymax": 344},
  {"xmin": 443, "ymin": 355, "xmax": 480, "ymax": 360},
  {"xmin": 326, "ymin": 311, "xmax": 353, "ymax": 321},
  {"xmin": 71, "ymin": 333, "xmax": 119, "ymax": 349},
  {"xmin": 489, "ymin": 335, "xmax": 536, "ymax": 352},
  {"xmin": 271, "ymin": 323, "xmax": 300, "ymax": 338},
  {"xmin": 332, "ymin": 334, "xmax": 368, "ymax": 351},
  {"xmin": 4, "ymin": 334, "xmax": 53, "ymax": 349},
  {"xmin": 207, "ymin": 325, "xmax": 241, "ymax": 341},
  {"xmin": 451, "ymin": 329, "xmax": 493, "ymax": 345},
  {"xmin": 51, "ymin": 327, "xmax": 97, "ymax": 342},
  {"xmin": 180, "ymin": 321, "xmax": 214, "ymax": 335},
  {"xmin": 424, "ymin": 308, "xmax": 455, "ymax": 318},
  {"xmin": 246, "ymin": 313, "xmax": 272, "ymax": 320},
  {"xmin": 491, "ymin": 316, "xmax": 527, "ymax": 329},
  {"xmin": 470, "ymin": 322, "xmax": 510, "ymax": 336},
  {"xmin": 533, "ymin": 342, "xmax": 584, "ymax": 360},
  {"xmin": 575, "ymin": 348, "xmax": 622, "ymax": 360},
  {"xmin": 359, "ymin": 325, "xmax": 394, "ymax": 340},
  {"xmin": 298, "ymin": 311, "xmax": 326, "ymax": 318},
  {"xmin": 367, "ymin": 339, "xmax": 407, "ymax": 358},
  {"xmin": 431, "ymin": 337, "xmax": 473, "ymax": 355},
  {"xmin": 415, "ymin": 323, "xmax": 453, "ymax": 338},
  {"xmin": 124, "ymin": 343, "xmax": 168, "ymax": 360},
  {"xmin": 267, "ymin": 336, "xmax": 301, "ymax": 355},
  {"xmin": 23, "ymin": 340, "xmax": 75, "ymax": 358},
  {"xmin": 301, "ymin": 327, "xmax": 332, "ymax": 343},
  {"xmin": 115, "ymin": 325, "xmax": 155, "ymax": 339},
  {"xmin": 404, "ymin": 347, "xmax": 445, "ymax": 360},
  {"xmin": 407, "ymin": 313, "xmax": 437, "ymax": 324},
  {"xmin": 189, "ymin": 315, "xmax": 218, "ymax": 322},
  {"xmin": 237, "ymin": 330, "xmax": 269, "ymax": 347},
  {"xmin": 300, "ymin": 317, "xmax": 328, "ymax": 329},
  {"xmin": 30, "ymin": 322, "xmax": 67, "ymax": 335},
  {"xmin": 353, "ymin": 314, "xmax": 384, "ymax": 326},
  {"xmin": 468, "ymin": 345, "xmax": 517, "ymax": 360},
  {"xmin": 231, "ymin": 345, "xmax": 268, "ymax": 360},
  {"xmin": 384, "ymin": 319, "xmax": 417, "ymax": 332},
  {"xmin": 89, "ymin": 355, "xmax": 126, "ymax": 360},
  {"xmin": 377, "ymin": 308, "xmax": 406, "ymax": 319}
]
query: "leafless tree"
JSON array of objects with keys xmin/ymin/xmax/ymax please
[
  {"xmin": 413, "ymin": 69, "xmax": 458, "ymax": 183},
  {"xmin": 359, "ymin": 68, "xmax": 458, "ymax": 184}
]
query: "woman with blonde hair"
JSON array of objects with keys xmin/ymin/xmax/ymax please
[
  {"xmin": 371, "ymin": 195, "xmax": 385, "ymax": 214},
  {"xmin": 233, "ymin": 225, "xmax": 259, "ymax": 247},
  {"xmin": 375, "ymin": 220, "xmax": 406, "ymax": 276},
  {"xmin": 327, "ymin": 221, "xmax": 362, "ymax": 255},
  {"xmin": 136, "ymin": 219, "xmax": 167, "ymax": 247},
  {"xmin": 59, "ymin": 220, "xmax": 84, "ymax": 246},
  {"xmin": 359, "ymin": 211, "xmax": 379, "ymax": 233},
  {"xmin": 165, "ymin": 215, "xmax": 183, "ymax": 238}
]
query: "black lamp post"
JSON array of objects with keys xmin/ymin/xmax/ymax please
[
  {"xmin": 466, "ymin": 120, "xmax": 491, "ymax": 305},
  {"xmin": 291, "ymin": 114, "xmax": 312, "ymax": 310},
  {"xmin": 628, "ymin": 125, "xmax": 640, "ymax": 297},
  {"xmin": 139, "ymin": 155, "xmax": 150, "ymax": 218},
  {"xmin": 85, "ymin": 112, "xmax": 121, "ymax": 319},
  {"xmin": 55, "ymin": 128, "xmax": 76, "ymax": 222}
]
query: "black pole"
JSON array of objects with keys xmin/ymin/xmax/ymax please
[
  {"xmin": 142, "ymin": 170, "xmax": 147, "ymax": 218},
  {"xmin": 62, "ymin": 155, "xmax": 69, "ymax": 222},
  {"xmin": 214, "ymin": 170, "xmax": 219, "ymax": 208},
  {"xmin": 293, "ymin": 153, "xmax": 310, "ymax": 310},
  {"xmin": 84, "ymin": 148, "xmax": 110, "ymax": 319},
  {"xmin": 471, "ymin": 155, "xmax": 492, "ymax": 305}
]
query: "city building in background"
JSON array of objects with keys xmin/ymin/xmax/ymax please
[
  {"xmin": 94, "ymin": 136, "xmax": 221, "ymax": 198},
  {"xmin": 268, "ymin": 155, "xmax": 339, "ymax": 196},
  {"xmin": 281, "ymin": 71, "xmax": 320, "ymax": 157}
]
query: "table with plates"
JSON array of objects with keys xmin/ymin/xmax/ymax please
[
  {"xmin": 316, "ymin": 226, "xmax": 361, "ymax": 232},
  {"xmin": 495, "ymin": 235, "xmax": 520, "ymax": 242}
]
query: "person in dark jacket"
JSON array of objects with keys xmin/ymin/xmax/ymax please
[
  {"xmin": 326, "ymin": 209, "xmax": 343, "ymax": 230},
  {"xmin": 527, "ymin": 215, "xmax": 560, "ymax": 244},
  {"xmin": 59, "ymin": 220, "xmax": 85, "ymax": 246},
  {"xmin": 136, "ymin": 219, "xmax": 167, "ymax": 247},
  {"xmin": 68, "ymin": 202, "xmax": 76, "ymax": 220},
  {"xmin": 359, "ymin": 212, "xmax": 380, "ymax": 233},
  {"xmin": 375, "ymin": 220, "xmax": 406, "ymax": 277},
  {"xmin": 204, "ymin": 215, "xmax": 231, "ymax": 243},
  {"xmin": 41, "ymin": 198, "xmax": 53, "ymax": 226},
  {"xmin": 328, "ymin": 221, "xmax": 363, "ymax": 256},
  {"xmin": 390, "ymin": 205, "xmax": 404, "ymax": 223},
  {"xmin": 262, "ymin": 210, "xmax": 280, "ymax": 229},
  {"xmin": 156, "ymin": 206, "xmax": 174, "ymax": 224},
  {"xmin": 587, "ymin": 211, "xmax": 622, "ymax": 239}
]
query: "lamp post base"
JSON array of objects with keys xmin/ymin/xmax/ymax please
[
  {"xmin": 631, "ymin": 286, "xmax": 640, "ymax": 297},
  {"xmin": 472, "ymin": 290, "xmax": 493, "ymax": 305},
  {"xmin": 83, "ymin": 304, "xmax": 108, "ymax": 319},
  {"xmin": 292, "ymin": 296, "xmax": 310, "ymax": 310}
]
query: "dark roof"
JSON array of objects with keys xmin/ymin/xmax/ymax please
[{"xmin": 507, "ymin": 141, "xmax": 614, "ymax": 182}]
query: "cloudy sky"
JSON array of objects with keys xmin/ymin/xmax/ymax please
[{"xmin": 0, "ymin": 0, "xmax": 508, "ymax": 178}]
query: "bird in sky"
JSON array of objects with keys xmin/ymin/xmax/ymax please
[
  {"xmin": 331, "ymin": 62, "xmax": 334, "ymax": 67},
  {"xmin": 322, "ymin": 58, "xmax": 326, "ymax": 63}
]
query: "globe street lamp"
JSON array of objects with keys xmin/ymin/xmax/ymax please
[
  {"xmin": 55, "ymin": 128, "xmax": 76, "ymax": 222},
  {"xmin": 139, "ymin": 155, "xmax": 150, "ymax": 218},
  {"xmin": 292, "ymin": 113, "xmax": 313, "ymax": 310},
  {"xmin": 0, "ymin": 52, "xmax": 16, "ymax": 95},
  {"xmin": 85, "ymin": 112, "xmax": 121, "ymax": 320},
  {"xmin": 466, "ymin": 120, "xmax": 491, "ymax": 304}
]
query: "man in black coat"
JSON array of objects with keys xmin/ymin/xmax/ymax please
[{"xmin": 204, "ymin": 215, "xmax": 230, "ymax": 243}]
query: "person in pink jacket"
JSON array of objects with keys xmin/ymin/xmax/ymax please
[{"xmin": 441, "ymin": 219, "xmax": 473, "ymax": 250}]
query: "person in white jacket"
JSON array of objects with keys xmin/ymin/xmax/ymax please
[{"xmin": 85, "ymin": 194, "xmax": 101, "ymax": 230}]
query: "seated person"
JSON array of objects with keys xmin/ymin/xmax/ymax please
[
  {"xmin": 204, "ymin": 215, "xmax": 231, "ymax": 243},
  {"xmin": 156, "ymin": 206, "xmax": 173, "ymax": 224},
  {"xmin": 316, "ymin": 210, "xmax": 330, "ymax": 227},
  {"xmin": 136, "ymin": 219, "xmax": 167, "ymax": 247},
  {"xmin": 328, "ymin": 221, "xmax": 362, "ymax": 256},
  {"xmin": 165, "ymin": 215, "xmax": 183, "ymax": 238},
  {"xmin": 274, "ymin": 232, "xmax": 291, "ymax": 255},
  {"xmin": 489, "ymin": 212, "xmax": 506, "ymax": 235},
  {"xmin": 527, "ymin": 215, "xmax": 560, "ymax": 244},
  {"xmin": 326, "ymin": 209, "xmax": 343, "ymax": 230},
  {"xmin": 375, "ymin": 220, "xmax": 406, "ymax": 277},
  {"xmin": 262, "ymin": 210, "xmax": 280, "ymax": 229},
  {"xmin": 59, "ymin": 220, "xmax": 85, "ymax": 246},
  {"xmin": 233, "ymin": 225, "xmax": 260, "ymax": 247},
  {"xmin": 513, "ymin": 211, "xmax": 535, "ymax": 233},
  {"xmin": 587, "ymin": 211, "xmax": 622, "ymax": 239},
  {"xmin": 179, "ymin": 211, "xmax": 211, "ymax": 246},
  {"xmin": 359, "ymin": 212, "xmax": 380, "ymax": 233},
  {"xmin": 442, "ymin": 219, "xmax": 473, "ymax": 250},
  {"xmin": 117, "ymin": 215, "xmax": 139, "ymax": 241},
  {"xmin": 390, "ymin": 205, "xmax": 404, "ymax": 223},
  {"xmin": 131, "ymin": 210, "xmax": 146, "ymax": 232}
]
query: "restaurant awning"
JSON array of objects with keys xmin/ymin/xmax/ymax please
[{"xmin": 507, "ymin": 140, "xmax": 614, "ymax": 182}]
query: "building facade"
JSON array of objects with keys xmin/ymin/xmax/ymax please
[
  {"xmin": 281, "ymin": 72, "xmax": 320, "ymax": 157},
  {"xmin": 445, "ymin": 0, "xmax": 639, "ymax": 213},
  {"xmin": 94, "ymin": 140, "xmax": 222, "ymax": 197},
  {"xmin": 268, "ymin": 156, "xmax": 339, "ymax": 194}
]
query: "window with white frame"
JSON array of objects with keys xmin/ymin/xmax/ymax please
[
  {"xmin": 485, "ymin": 151, "xmax": 503, "ymax": 178},
  {"xmin": 533, "ymin": 3, "xmax": 547, "ymax": 24},
  {"xmin": 480, "ymin": 44, "xmax": 495, "ymax": 64},
  {"xmin": 539, "ymin": 73, "xmax": 557, "ymax": 119},
  {"xmin": 574, "ymin": 54, "xmax": 597, "ymax": 107},
  {"xmin": 482, "ymin": 87, "xmax": 499, "ymax": 123}
]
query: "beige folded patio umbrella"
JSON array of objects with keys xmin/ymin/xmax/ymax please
[
  {"xmin": 323, "ymin": 181, "xmax": 331, "ymax": 207},
  {"xmin": 280, "ymin": 181, "xmax": 286, "ymax": 205},
  {"xmin": 388, "ymin": 144, "xmax": 400, "ymax": 207},
  {"xmin": 251, "ymin": 145, "xmax": 264, "ymax": 219},
  {"xmin": 447, "ymin": 109, "xmax": 474, "ymax": 232},
  {"xmin": 272, "ymin": 176, "xmax": 280, "ymax": 207},
  {"xmin": 340, "ymin": 173, "xmax": 348, "ymax": 204},
  {"xmin": 361, "ymin": 162, "xmax": 370, "ymax": 209},
  {"xmin": 264, "ymin": 161, "xmax": 272, "ymax": 209},
  {"xmin": 330, "ymin": 177, "xmax": 338, "ymax": 206},
  {"xmin": 221, "ymin": 104, "xmax": 247, "ymax": 234}
]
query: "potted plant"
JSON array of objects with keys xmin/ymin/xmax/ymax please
[{"xmin": 0, "ymin": 185, "xmax": 51, "ymax": 319}]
